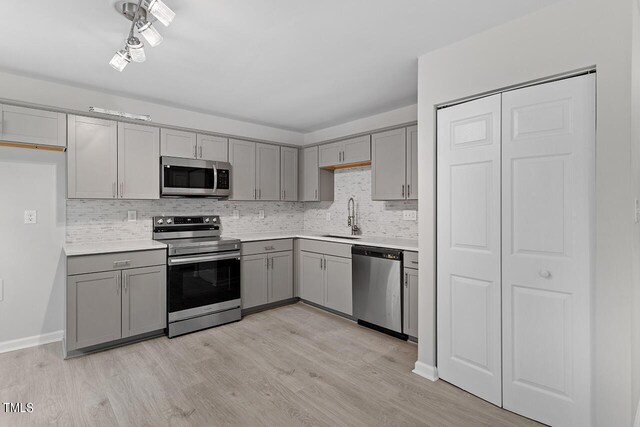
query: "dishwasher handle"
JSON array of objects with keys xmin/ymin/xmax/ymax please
[{"xmin": 352, "ymin": 245, "xmax": 403, "ymax": 260}]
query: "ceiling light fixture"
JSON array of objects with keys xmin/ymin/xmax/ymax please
[{"xmin": 109, "ymin": 0, "xmax": 175, "ymax": 72}]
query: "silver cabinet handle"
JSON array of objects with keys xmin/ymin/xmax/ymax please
[
  {"xmin": 315, "ymin": 189, "xmax": 318, "ymax": 199},
  {"xmin": 193, "ymin": 145, "xmax": 197, "ymax": 158},
  {"xmin": 405, "ymin": 273, "xmax": 408, "ymax": 288},
  {"xmin": 116, "ymin": 274, "xmax": 121, "ymax": 295},
  {"xmin": 265, "ymin": 246, "xmax": 275, "ymax": 251},
  {"xmin": 254, "ymin": 188, "xmax": 256, "ymax": 200},
  {"xmin": 259, "ymin": 189, "xmax": 261, "ymax": 199},
  {"xmin": 407, "ymin": 184, "xmax": 410, "ymax": 197},
  {"xmin": 198, "ymin": 146, "xmax": 202, "ymax": 158},
  {"xmin": 402, "ymin": 185, "xmax": 405, "ymax": 197},
  {"xmin": 113, "ymin": 260, "xmax": 131, "ymax": 268},
  {"xmin": 120, "ymin": 182, "xmax": 124, "ymax": 198},
  {"xmin": 320, "ymin": 258, "xmax": 323, "ymax": 270},
  {"xmin": 123, "ymin": 274, "xmax": 128, "ymax": 292}
]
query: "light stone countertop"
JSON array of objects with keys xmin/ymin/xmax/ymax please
[
  {"xmin": 226, "ymin": 231, "xmax": 418, "ymax": 252},
  {"xmin": 64, "ymin": 239, "xmax": 168, "ymax": 257}
]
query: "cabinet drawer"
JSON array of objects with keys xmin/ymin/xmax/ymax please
[
  {"xmin": 241, "ymin": 239, "xmax": 293, "ymax": 256},
  {"xmin": 404, "ymin": 251, "xmax": 419, "ymax": 269},
  {"xmin": 67, "ymin": 249, "xmax": 166, "ymax": 276},
  {"xmin": 299, "ymin": 239, "xmax": 352, "ymax": 258}
]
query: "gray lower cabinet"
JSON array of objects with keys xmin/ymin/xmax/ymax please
[
  {"xmin": 0, "ymin": 104, "xmax": 66, "ymax": 148},
  {"xmin": 65, "ymin": 250, "xmax": 166, "ymax": 356},
  {"xmin": 300, "ymin": 146, "xmax": 334, "ymax": 201},
  {"xmin": 372, "ymin": 126, "xmax": 418, "ymax": 201},
  {"xmin": 299, "ymin": 245, "xmax": 352, "ymax": 316},
  {"xmin": 403, "ymin": 250, "xmax": 419, "ymax": 339},
  {"xmin": 241, "ymin": 246, "xmax": 293, "ymax": 310}
]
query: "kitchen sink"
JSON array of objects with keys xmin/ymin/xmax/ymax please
[{"xmin": 321, "ymin": 234, "xmax": 362, "ymax": 240}]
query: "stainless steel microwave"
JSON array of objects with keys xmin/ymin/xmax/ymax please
[{"xmin": 161, "ymin": 156, "xmax": 231, "ymax": 198}]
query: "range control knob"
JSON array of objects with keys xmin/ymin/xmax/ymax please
[
  {"xmin": 157, "ymin": 219, "xmax": 164, "ymax": 225},
  {"xmin": 166, "ymin": 218, "xmax": 173, "ymax": 224},
  {"xmin": 204, "ymin": 218, "xmax": 210, "ymax": 223},
  {"xmin": 212, "ymin": 217, "xmax": 218, "ymax": 223}
]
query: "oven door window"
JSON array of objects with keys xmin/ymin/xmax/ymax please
[
  {"xmin": 164, "ymin": 165, "xmax": 214, "ymax": 190},
  {"xmin": 168, "ymin": 257, "xmax": 240, "ymax": 313}
]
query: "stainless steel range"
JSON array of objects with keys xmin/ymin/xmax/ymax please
[{"xmin": 153, "ymin": 215, "xmax": 241, "ymax": 338}]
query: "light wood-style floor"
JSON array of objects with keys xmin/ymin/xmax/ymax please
[{"xmin": 0, "ymin": 303, "xmax": 540, "ymax": 426}]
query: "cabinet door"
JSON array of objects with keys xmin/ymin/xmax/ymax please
[
  {"xmin": 280, "ymin": 146, "xmax": 298, "ymax": 201},
  {"xmin": 67, "ymin": 115, "xmax": 118, "ymax": 199},
  {"xmin": 406, "ymin": 125, "xmax": 418, "ymax": 200},
  {"xmin": 301, "ymin": 147, "xmax": 319, "ymax": 201},
  {"xmin": 342, "ymin": 135, "xmax": 371, "ymax": 164},
  {"xmin": 324, "ymin": 255, "xmax": 352, "ymax": 315},
  {"xmin": 256, "ymin": 143, "xmax": 280, "ymax": 200},
  {"xmin": 122, "ymin": 265, "xmax": 166, "ymax": 338},
  {"xmin": 241, "ymin": 254, "xmax": 268, "ymax": 309},
  {"xmin": 403, "ymin": 268, "xmax": 419, "ymax": 338},
  {"xmin": 66, "ymin": 271, "xmax": 122, "ymax": 351},
  {"xmin": 268, "ymin": 251, "xmax": 293, "ymax": 303},
  {"xmin": 318, "ymin": 142, "xmax": 341, "ymax": 168},
  {"xmin": 372, "ymin": 128, "xmax": 407, "ymax": 200},
  {"xmin": 197, "ymin": 134, "xmax": 228, "ymax": 161},
  {"xmin": 229, "ymin": 139, "xmax": 256, "ymax": 200},
  {"xmin": 117, "ymin": 122, "xmax": 160, "ymax": 200},
  {"xmin": 160, "ymin": 128, "xmax": 197, "ymax": 158},
  {"xmin": 0, "ymin": 105, "xmax": 66, "ymax": 147},
  {"xmin": 299, "ymin": 251, "xmax": 324, "ymax": 305}
]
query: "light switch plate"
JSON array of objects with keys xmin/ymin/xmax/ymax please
[
  {"xmin": 127, "ymin": 210, "xmax": 137, "ymax": 222},
  {"xmin": 326, "ymin": 213, "xmax": 331, "ymax": 221},
  {"xmin": 24, "ymin": 210, "xmax": 37, "ymax": 224},
  {"xmin": 403, "ymin": 210, "xmax": 417, "ymax": 221},
  {"xmin": 233, "ymin": 210, "xmax": 240, "ymax": 219},
  {"xmin": 258, "ymin": 210, "xmax": 265, "ymax": 219}
]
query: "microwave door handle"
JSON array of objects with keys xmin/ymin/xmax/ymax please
[{"xmin": 213, "ymin": 164, "xmax": 218, "ymax": 192}]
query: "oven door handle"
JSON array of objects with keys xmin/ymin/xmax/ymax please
[{"xmin": 168, "ymin": 251, "xmax": 241, "ymax": 265}]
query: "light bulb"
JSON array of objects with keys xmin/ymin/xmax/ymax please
[
  {"xmin": 109, "ymin": 49, "xmax": 130, "ymax": 72},
  {"xmin": 127, "ymin": 37, "xmax": 146, "ymax": 63},
  {"xmin": 147, "ymin": 0, "xmax": 175, "ymax": 26},
  {"xmin": 136, "ymin": 20, "xmax": 163, "ymax": 47}
]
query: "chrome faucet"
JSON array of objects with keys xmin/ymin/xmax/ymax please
[{"xmin": 348, "ymin": 197, "xmax": 361, "ymax": 235}]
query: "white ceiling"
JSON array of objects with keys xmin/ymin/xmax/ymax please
[{"xmin": 0, "ymin": 0, "xmax": 559, "ymax": 132}]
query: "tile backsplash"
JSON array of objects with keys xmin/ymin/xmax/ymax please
[
  {"xmin": 303, "ymin": 166, "xmax": 418, "ymax": 239},
  {"xmin": 66, "ymin": 166, "xmax": 418, "ymax": 243}
]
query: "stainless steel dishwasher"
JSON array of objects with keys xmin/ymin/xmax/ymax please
[{"xmin": 352, "ymin": 246, "xmax": 404, "ymax": 336}]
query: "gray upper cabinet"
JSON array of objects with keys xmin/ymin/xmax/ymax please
[
  {"xmin": 67, "ymin": 115, "xmax": 118, "ymax": 199},
  {"xmin": 160, "ymin": 128, "xmax": 197, "ymax": 158},
  {"xmin": 256, "ymin": 143, "xmax": 280, "ymax": 201},
  {"xmin": 300, "ymin": 251, "xmax": 325, "ymax": 305},
  {"xmin": 406, "ymin": 125, "xmax": 418, "ymax": 200},
  {"xmin": 229, "ymin": 139, "xmax": 257, "ymax": 200},
  {"xmin": 197, "ymin": 134, "xmax": 228, "ymax": 161},
  {"xmin": 0, "ymin": 105, "xmax": 66, "ymax": 148},
  {"xmin": 300, "ymin": 146, "xmax": 334, "ymax": 201},
  {"xmin": 117, "ymin": 123, "xmax": 160, "ymax": 200},
  {"xmin": 280, "ymin": 146, "xmax": 298, "ymax": 201},
  {"xmin": 269, "ymin": 251, "xmax": 293, "ymax": 302},
  {"xmin": 66, "ymin": 270, "xmax": 122, "ymax": 351},
  {"xmin": 318, "ymin": 135, "xmax": 371, "ymax": 168},
  {"xmin": 121, "ymin": 265, "xmax": 166, "ymax": 338},
  {"xmin": 372, "ymin": 127, "xmax": 413, "ymax": 200},
  {"xmin": 324, "ymin": 255, "xmax": 352, "ymax": 316}
]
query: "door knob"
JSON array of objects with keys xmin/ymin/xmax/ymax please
[{"xmin": 539, "ymin": 269, "xmax": 552, "ymax": 279}]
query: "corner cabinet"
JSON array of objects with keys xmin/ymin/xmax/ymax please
[
  {"xmin": 65, "ymin": 249, "xmax": 166, "ymax": 357},
  {"xmin": 0, "ymin": 104, "xmax": 66, "ymax": 148},
  {"xmin": 68, "ymin": 115, "xmax": 160, "ymax": 200},
  {"xmin": 371, "ymin": 126, "xmax": 418, "ymax": 200},
  {"xmin": 300, "ymin": 146, "xmax": 334, "ymax": 201},
  {"xmin": 240, "ymin": 240, "xmax": 294, "ymax": 311}
]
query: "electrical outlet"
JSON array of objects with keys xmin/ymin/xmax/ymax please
[
  {"xmin": 127, "ymin": 210, "xmax": 137, "ymax": 222},
  {"xmin": 326, "ymin": 213, "xmax": 331, "ymax": 221},
  {"xmin": 403, "ymin": 210, "xmax": 417, "ymax": 221},
  {"xmin": 258, "ymin": 210, "xmax": 265, "ymax": 219},
  {"xmin": 233, "ymin": 210, "xmax": 240, "ymax": 219},
  {"xmin": 24, "ymin": 210, "xmax": 37, "ymax": 224}
]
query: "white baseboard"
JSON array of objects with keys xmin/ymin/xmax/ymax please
[
  {"xmin": 0, "ymin": 330, "xmax": 64, "ymax": 354},
  {"xmin": 413, "ymin": 360, "xmax": 439, "ymax": 381}
]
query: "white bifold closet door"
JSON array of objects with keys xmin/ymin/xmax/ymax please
[
  {"xmin": 437, "ymin": 73, "xmax": 594, "ymax": 427},
  {"xmin": 436, "ymin": 94, "xmax": 503, "ymax": 406},
  {"xmin": 501, "ymin": 75, "xmax": 594, "ymax": 426}
]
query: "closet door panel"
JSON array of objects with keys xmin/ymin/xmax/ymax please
[
  {"xmin": 501, "ymin": 74, "xmax": 595, "ymax": 427},
  {"xmin": 436, "ymin": 94, "xmax": 502, "ymax": 406}
]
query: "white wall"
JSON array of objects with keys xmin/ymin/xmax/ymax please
[
  {"xmin": 416, "ymin": 0, "xmax": 635, "ymax": 425},
  {"xmin": 0, "ymin": 70, "xmax": 304, "ymax": 146},
  {"xmin": 303, "ymin": 104, "xmax": 417, "ymax": 145},
  {"xmin": 0, "ymin": 147, "xmax": 66, "ymax": 349}
]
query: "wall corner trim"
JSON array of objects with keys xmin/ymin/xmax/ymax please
[
  {"xmin": 0, "ymin": 330, "xmax": 64, "ymax": 354},
  {"xmin": 413, "ymin": 360, "xmax": 439, "ymax": 382}
]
